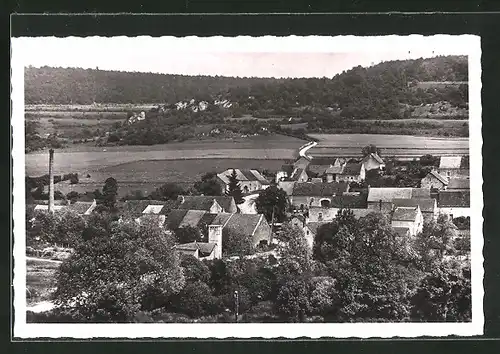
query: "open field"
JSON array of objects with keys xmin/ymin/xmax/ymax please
[
  {"xmin": 308, "ymin": 134, "xmax": 469, "ymax": 158},
  {"xmin": 43, "ymin": 158, "xmax": 288, "ymax": 198},
  {"xmin": 26, "ymin": 104, "xmax": 159, "ymax": 112},
  {"xmin": 361, "ymin": 119, "xmax": 469, "ymax": 127},
  {"xmin": 26, "ymin": 258, "xmax": 60, "ymax": 305}
]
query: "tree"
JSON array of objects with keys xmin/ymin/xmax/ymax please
[
  {"xmin": 66, "ymin": 191, "xmax": 79, "ymax": 204},
  {"xmin": 255, "ymin": 185, "xmax": 289, "ymax": 223},
  {"xmin": 149, "ymin": 182, "xmax": 185, "ymax": 201},
  {"xmin": 193, "ymin": 172, "xmax": 222, "ymax": 196},
  {"xmin": 174, "ymin": 226, "xmax": 203, "ymax": 244},
  {"xmin": 309, "ymin": 276, "xmax": 338, "ymax": 316},
  {"xmin": 180, "ymin": 255, "xmax": 210, "ymax": 283},
  {"xmin": 275, "ymin": 278, "xmax": 311, "ymax": 322},
  {"xmin": 101, "ymin": 177, "xmax": 118, "ymax": 210},
  {"xmin": 55, "ymin": 216, "xmax": 185, "ymax": 321},
  {"xmin": 226, "ymin": 169, "xmax": 244, "ymax": 204},
  {"xmin": 361, "ymin": 144, "xmax": 381, "ymax": 157},
  {"xmin": 222, "ymin": 227, "xmax": 254, "ymax": 257},
  {"xmin": 411, "ymin": 261, "xmax": 471, "ymax": 321},
  {"xmin": 170, "ymin": 281, "xmax": 221, "ymax": 317}
]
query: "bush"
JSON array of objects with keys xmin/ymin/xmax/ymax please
[{"xmin": 170, "ymin": 281, "xmax": 222, "ymax": 318}]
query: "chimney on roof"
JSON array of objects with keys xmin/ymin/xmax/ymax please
[{"xmin": 48, "ymin": 149, "xmax": 55, "ymax": 213}]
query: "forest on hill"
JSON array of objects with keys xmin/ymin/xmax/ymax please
[
  {"xmin": 25, "ymin": 56, "xmax": 469, "ymax": 150},
  {"xmin": 25, "ymin": 55, "xmax": 468, "ymax": 110}
]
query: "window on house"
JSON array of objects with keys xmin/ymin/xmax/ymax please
[
  {"xmin": 318, "ymin": 212, "xmax": 323, "ymax": 221},
  {"xmin": 306, "ymin": 230, "xmax": 309, "ymax": 235}
]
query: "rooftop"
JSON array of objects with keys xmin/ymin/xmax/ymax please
[
  {"xmin": 426, "ymin": 170, "xmax": 449, "ymax": 185},
  {"xmin": 392, "ymin": 198, "xmax": 436, "ymax": 213},
  {"xmin": 292, "ymin": 181, "xmax": 349, "ymax": 197},
  {"xmin": 439, "ymin": 156, "xmax": 463, "ymax": 169},
  {"xmin": 217, "ymin": 169, "xmax": 270, "ymax": 185},
  {"xmin": 367, "ymin": 188, "xmax": 413, "ymax": 202},
  {"xmin": 340, "ymin": 162, "xmax": 363, "ymax": 176},
  {"xmin": 447, "ymin": 178, "xmax": 470, "ymax": 190},
  {"xmin": 393, "ymin": 226, "xmax": 411, "ymax": 237},
  {"xmin": 363, "ymin": 153, "xmax": 385, "ymax": 164},
  {"xmin": 392, "ymin": 207, "xmax": 420, "ymax": 221},
  {"xmin": 438, "ymin": 190, "xmax": 470, "ymax": 207},
  {"xmin": 176, "ymin": 242, "xmax": 216, "ymax": 256}
]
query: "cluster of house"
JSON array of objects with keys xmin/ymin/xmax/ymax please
[
  {"xmin": 29, "ymin": 195, "xmax": 272, "ymax": 262},
  {"xmin": 216, "ymin": 168, "xmax": 271, "ymax": 194},
  {"xmin": 278, "ymin": 154, "xmax": 470, "ymax": 249}
]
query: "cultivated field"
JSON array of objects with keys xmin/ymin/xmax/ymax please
[
  {"xmin": 26, "ymin": 258, "xmax": 60, "ymax": 305},
  {"xmin": 361, "ymin": 119, "xmax": 469, "ymax": 127},
  {"xmin": 42, "ymin": 158, "xmax": 288, "ymax": 198},
  {"xmin": 308, "ymin": 134, "xmax": 469, "ymax": 158}
]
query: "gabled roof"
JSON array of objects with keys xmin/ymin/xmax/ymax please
[
  {"xmin": 393, "ymin": 198, "xmax": 436, "ymax": 213},
  {"xmin": 177, "ymin": 196, "xmax": 219, "ymax": 211},
  {"xmin": 217, "ymin": 169, "xmax": 269, "ymax": 185},
  {"xmin": 121, "ymin": 200, "xmax": 165, "ymax": 216},
  {"xmin": 224, "ymin": 214, "xmax": 267, "ymax": 238},
  {"xmin": 367, "ymin": 188, "xmax": 413, "ymax": 202},
  {"xmin": 438, "ymin": 190, "xmax": 470, "ymax": 207},
  {"xmin": 325, "ymin": 165, "xmax": 344, "ymax": 174},
  {"xmin": 293, "ymin": 156, "xmax": 311, "ymax": 169},
  {"xmin": 392, "ymin": 207, "xmax": 419, "ymax": 221},
  {"xmin": 179, "ymin": 210, "xmax": 208, "ymax": 228},
  {"xmin": 447, "ymin": 178, "xmax": 470, "ymax": 190},
  {"xmin": 329, "ymin": 194, "xmax": 368, "ymax": 208},
  {"xmin": 425, "ymin": 170, "xmax": 449, "ymax": 185},
  {"xmin": 159, "ymin": 200, "xmax": 182, "ymax": 215},
  {"xmin": 292, "ymin": 182, "xmax": 349, "ymax": 197},
  {"xmin": 393, "ymin": 226, "xmax": 411, "ymax": 237},
  {"xmin": 164, "ymin": 209, "xmax": 190, "ymax": 230},
  {"xmin": 289, "ymin": 168, "xmax": 308, "ymax": 181},
  {"xmin": 439, "ymin": 156, "xmax": 463, "ymax": 169},
  {"xmin": 340, "ymin": 162, "xmax": 363, "ymax": 176},
  {"xmin": 363, "ymin": 153, "xmax": 384, "ymax": 164},
  {"xmin": 411, "ymin": 188, "xmax": 431, "ymax": 199},
  {"xmin": 307, "ymin": 164, "xmax": 329, "ymax": 176},
  {"xmin": 176, "ymin": 242, "xmax": 216, "ymax": 256},
  {"xmin": 209, "ymin": 212, "xmax": 234, "ymax": 227}
]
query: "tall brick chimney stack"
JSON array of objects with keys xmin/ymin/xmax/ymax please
[{"xmin": 48, "ymin": 149, "xmax": 55, "ymax": 213}]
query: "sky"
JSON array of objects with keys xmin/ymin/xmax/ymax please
[{"xmin": 14, "ymin": 36, "xmax": 470, "ymax": 78}]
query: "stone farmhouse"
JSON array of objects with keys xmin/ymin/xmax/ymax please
[
  {"xmin": 289, "ymin": 181, "xmax": 350, "ymax": 209},
  {"xmin": 438, "ymin": 156, "xmax": 469, "ymax": 179},
  {"xmin": 421, "ymin": 170, "xmax": 449, "ymax": 190},
  {"xmin": 392, "ymin": 198, "xmax": 438, "ymax": 222},
  {"xmin": 335, "ymin": 162, "xmax": 366, "ymax": 183},
  {"xmin": 391, "ymin": 206, "xmax": 424, "ymax": 237},
  {"xmin": 437, "ymin": 190, "xmax": 471, "ymax": 219},
  {"xmin": 164, "ymin": 209, "xmax": 272, "ymax": 260},
  {"xmin": 361, "ymin": 153, "xmax": 385, "ymax": 172},
  {"xmin": 176, "ymin": 195, "xmax": 238, "ymax": 213},
  {"xmin": 367, "ymin": 187, "xmax": 431, "ymax": 214},
  {"xmin": 32, "ymin": 199, "xmax": 97, "ymax": 215},
  {"xmin": 217, "ymin": 169, "xmax": 270, "ymax": 194}
]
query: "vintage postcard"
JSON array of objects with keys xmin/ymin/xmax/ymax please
[{"xmin": 12, "ymin": 35, "xmax": 483, "ymax": 338}]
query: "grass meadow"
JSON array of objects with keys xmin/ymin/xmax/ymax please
[{"xmin": 26, "ymin": 258, "xmax": 60, "ymax": 305}]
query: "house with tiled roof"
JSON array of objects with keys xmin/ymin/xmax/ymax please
[
  {"xmin": 438, "ymin": 156, "xmax": 469, "ymax": 179},
  {"xmin": 421, "ymin": 170, "xmax": 449, "ymax": 190},
  {"xmin": 335, "ymin": 162, "xmax": 366, "ymax": 183},
  {"xmin": 290, "ymin": 181, "xmax": 350, "ymax": 209},
  {"xmin": 392, "ymin": 198, "xmax": 438, "ymax": 222},
  {"xmin": 438, "ymin": 190, "xmax": 471, "ymax": 219},
  {"xmin": 175, "ymin": 242, "xmax": 218, "ymax": 260},
  {"xmin": 217, "ymin": 169, "xmax": 271, "ymax": 194},
  {"xmin": 165, "ymin": 209, "xmax": 272, "ymax": 258},
  {"xmin": 120, "ymin": 200, "xmax": 166, "ymax": 218},
  {"xmin": 391, "ymin": 206, "xmax": 423, "ymax": 236},
  {"xmin": 176, "ymin": 195, "xmax": 237, "ymax": 213},
  {"xmin": 362, "ymin": 153, "xmax": 385, "ymax": 172},
  {"xmin": 447, "ymin": 178, "xmax": 470, "ymax": 191},
  {"xmin": 367, "ymin": 187, "xmax": 431, "ymax": 214},
  {"xmin": 306, "ymin": 157, "xmax": 337, "ymax": 178}
]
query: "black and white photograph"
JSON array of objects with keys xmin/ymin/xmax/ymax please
[{"xmin": 11, "ymin": 35, "xmax": 483, "ymax": 338}]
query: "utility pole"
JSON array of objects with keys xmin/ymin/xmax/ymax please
[{"xmin": 234, "ymin": 290, "xmax": 239, "ymax": 323}]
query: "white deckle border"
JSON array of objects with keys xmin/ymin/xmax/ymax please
[{"xmin": 11, "ymin": 34, "xmax": 483, "ymax": 338}]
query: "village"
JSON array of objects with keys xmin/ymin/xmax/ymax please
[{"xmin": 27, "ymin": 145, "xmax": 471, "ymax": 263}]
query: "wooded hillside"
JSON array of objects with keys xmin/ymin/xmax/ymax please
[{"xmin": 25, "ymin": 56, "xmax": 468, "ymax": 115}]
